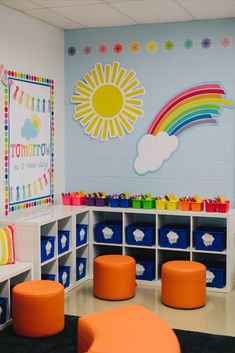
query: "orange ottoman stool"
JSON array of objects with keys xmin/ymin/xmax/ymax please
[
  {"xmin": 12, "ymin": 280, "xmax": 64, "ymax": 337},
  {"xmin": 161, "ymin": 260, "xmax": 206, "ymax": 309},
  {"xmin": 94, "ymin": 254, "xmax": 136, "ymax": 300},
  {"xmin": 78, "ymin": 305, "xmax": 180, "ymax": 353}
]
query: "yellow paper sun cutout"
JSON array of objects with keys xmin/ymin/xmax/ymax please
[{"xmin": 71, "ymin": 61, "xmax": 145, "ymax": 141}]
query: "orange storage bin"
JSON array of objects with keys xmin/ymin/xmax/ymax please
[
  {"xmin": 191, "ymin": 201, "xmax": 204, "ymax": 212},
  {"xmin": 179, "ymin": 201, "xmax": 191, "ymax": 211}
]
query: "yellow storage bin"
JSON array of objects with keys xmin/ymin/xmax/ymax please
[
  {"xmin": 155, "ymin": 199, "xmax": 166, "ymax": 210},
  {"xmin": 166, "ymin": 200, "xmax": 179, "ymax": 211}
]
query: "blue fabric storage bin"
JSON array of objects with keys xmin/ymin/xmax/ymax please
[
  {"xmin": 159, "ymin": 225, "xmax": 189, "ymax": 249},
  {"xmin": 41, "ymin": 236, "xmax": 55, "ymax": 262},
  {"xmin": 58, "ymin": 230, "xmax": 70, "ymax": 254},
  {"xmin": 95, "ymin": 221, "xmax": 122, "ymax": 244},
  {"xmin": 0, "ymin": 297, "xmax": 8, "ymax": 324},
  {"xmin": 109, "ymin": 199, "xmax": 119, "ymax": 207},
  {"xmin": 58, "ymin": 266, "xmax": 70, "ymax": 288},
  {"xmin": 119, "ymin": 199, "xmax": 131, "ymax": 208},
  {"xmin": 194, "ymin": 227, "xmax": 226, "ymax": 252},
  {"xmin": 126, "ymin": 222, "xmax": 155, "ymax": 246},
  {"xmin": 136, "ymin": 261, "xmax": 154, "ymax": 281},
  {"xmin": 41, "ymin": 273, "xmax": 56, "ymax": 281},
  {"xmin": 76, "ymin": 224, "xmax": 88, "ymax": 247},
  {"xmin": 202, "ymin": 261, "xmax": 226, "ymax": 288},
  {"xmin": 76, "ymin": 257, "xmax": 87, "ymax": 281}
]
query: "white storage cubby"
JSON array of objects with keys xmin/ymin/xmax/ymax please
[
  {"xmin": 0, "ymin": 205, "xmax": 89, "ymax": 293},
  {"xmin": 88, "ymin": 207, "xmax": 234, "ymax": 293},
  {"xmin": 0, "ymin": 205, "xmax": 233, "ymax": 294},
  {"xmin": 0, "ymin": 262, "xmax": 33, "ymax": 330}
]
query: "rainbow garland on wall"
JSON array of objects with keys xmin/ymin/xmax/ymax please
[{"xmin": 4, "ymin": 71, "xmax": 55, "ymax": 215}]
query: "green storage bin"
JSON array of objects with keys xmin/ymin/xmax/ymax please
[
  {"xmin": 142, "ymin": 199, "xmax": 155, "ymax": 209},
  {"xmin": 132, "ymin": 200, "xmax": 142, "ymax": 209}
]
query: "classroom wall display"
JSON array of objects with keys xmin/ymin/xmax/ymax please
[
  {"xmin": 65, "ymin": 20, "xmax": 235, "ymax": 202},
  {"xmin": 134, "ymin": 83, "xmax": 235, "ymax": 175},
  {"xmin": 4, "ymin": 71, "xmax": 54, "ymax": 215},
  {"xmin": 71, "ymin": 61, "xmax": 145, "ymax": 141}
]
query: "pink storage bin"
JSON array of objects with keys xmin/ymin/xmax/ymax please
[
  {"xmin": 71, "ymin": 197, "xmax": 85, "ymax": 206},
  {"xmin": 62, "ymin": 196, "xmax": 71, "ymax": 205}
]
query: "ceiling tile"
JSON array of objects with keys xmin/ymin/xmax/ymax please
[
  {"xmin": 0, "ymin": 0, "xmax": 42, "ymax": 11},
  {"xmin": 178, "ymin": 0, "xmax": 235, "ymax": 20},
  {"xmin": 25, "ymin": 8, "xmax": 83, "ymax": 29},
  {"xmin": 110, "ymin": 0, "xmax": 193, "ymax": 24},
  {"xmin": 32, "ymin": 0, "xmax": 101, "ymax": 7},
  {"xmin": 52, "ymin": 3, "xmax": 136, "ymax": 27}
]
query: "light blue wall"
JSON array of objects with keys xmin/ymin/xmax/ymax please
[{"xmin": 65, "ymin": 19, "xmax": 235, "ymax": 204}]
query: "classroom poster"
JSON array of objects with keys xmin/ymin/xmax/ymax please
[{"xmin": 4, "ymin": 72, "xmax": 54, "ymax": 215}]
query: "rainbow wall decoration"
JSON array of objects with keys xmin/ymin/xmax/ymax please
[{"xmin": 134, "ymin": 83, "xmax": 234, "ymax": 175}]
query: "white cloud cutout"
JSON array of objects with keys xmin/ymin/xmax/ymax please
[{"xmin": 134, "ymin": 132, "xmax": 179, "ymax": 175}]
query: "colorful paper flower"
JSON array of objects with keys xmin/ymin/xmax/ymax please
[
  {"xmin": 220, "ymin": 36, "xmax": 232, "ymax": 48},
  {"xmin": 184, "ymin": 39, "xmax": 194, "ymax": 50},
  {"xmin": 129, "ymin": 41, "xmax": 140, "ymax": 54},
  {"xmin": 98, "ymin": 43, "xmax": 109, "ymax": 55},
  {"xmin": 83, "ymin": 45, "xmax": 92, "ymax": 56},
  {"xmin": 201, "ymin": 37, "xmax": 212, "ymax": 49},
  {"xmin": 146, "ymin": 40, "xmax": 158, "ymax": 53},
  {"xmin": 67, "ymin": 46, "xmax": 76, "ymax": 56},
  {"xmin": 113, "ymin": 42, "xmax": 124, "ymax": 55},
  {"xmin": 164, "ymin": 39, "xmax": 175, "ymax": 52}
]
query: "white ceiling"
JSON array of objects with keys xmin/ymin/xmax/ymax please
[{"xmin": 0, "ymin": 0, "xmax": 235, "ymax": 30}]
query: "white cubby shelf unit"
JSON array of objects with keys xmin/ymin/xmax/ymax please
[
  {"xmin": 0, "ymin": 262, "xmax": 33, "ymax": 331},
  {"xmin": 0, "ymin": 205, "xmax": 234, "ymax": 294},
  {"xmin": 0, "ymin": 205, "xmax": 89, "ymax": 293},
  {"xmin": 89, "ymin": 206, "xmax": 234, "ymax": 293}
]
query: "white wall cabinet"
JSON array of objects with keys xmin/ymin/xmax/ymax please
[
  {"xmin": 0, "ymin": 262, "xmax": 33, "ymax": 330},
  {"xmin": 0, "ymin": 205, "xmax": 233, "ymax": 294}
]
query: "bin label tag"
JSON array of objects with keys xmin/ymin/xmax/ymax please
[{"xmin": 202, "ymin": 233, "xmax": 214, "ymax": 246}]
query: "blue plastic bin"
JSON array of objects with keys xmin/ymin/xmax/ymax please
[
  {"xmin": 41, "ymin": 236, "xmax": 55, "ymax": 262},
  {"xmin": 159, "ymin": 225, "xmax": 190, "ymax": 249},
  {"xmin": 41, "ymin": 274, "xmax": 56, "ymax": 281},
  {"xmin": 126, "ymin": 222, "xmax": 155, "ymax": 246},
  {"xmin": 76, "ymin": 224, "xmax": 88, "ymax": 247},
  {"xmin": 58, "ymin": 230, "xmax": 70, "ymax": 254},
  {"xmin": 0, "ymin": 297, "xmax": 8, "ymax": 324},
  {"xmin": 202, "ymin": 261, "xmax": 226, "ymax": 288},
  {"xmin": 58, "ymin": 266, "xmax": 71, "ymax": 288},
  {"xmin": 194, "ymin": 227, "xmax": 226, "ymax": 252},
  {"xmin": 136, "ymin": 261, "xmax": 155, "ymax": 281},
  {"xmin": 119, "ymin": 199, "xmax": 131, "ymax": 208},
  {"xmin": 95, "ymin": 221, "xmax": 122, "ymax": 244},
  {"xmin": 109, "ymin": 199, "xmax": 119, "ymax": 208},
  {"xmin": 76, "ymin": 257, "xmax": 87, "ymax": 281}
]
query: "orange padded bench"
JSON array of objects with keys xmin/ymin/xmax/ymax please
[{"xmin": 78, "ymin": 305, "xmax": 180, "ymax": 353}]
